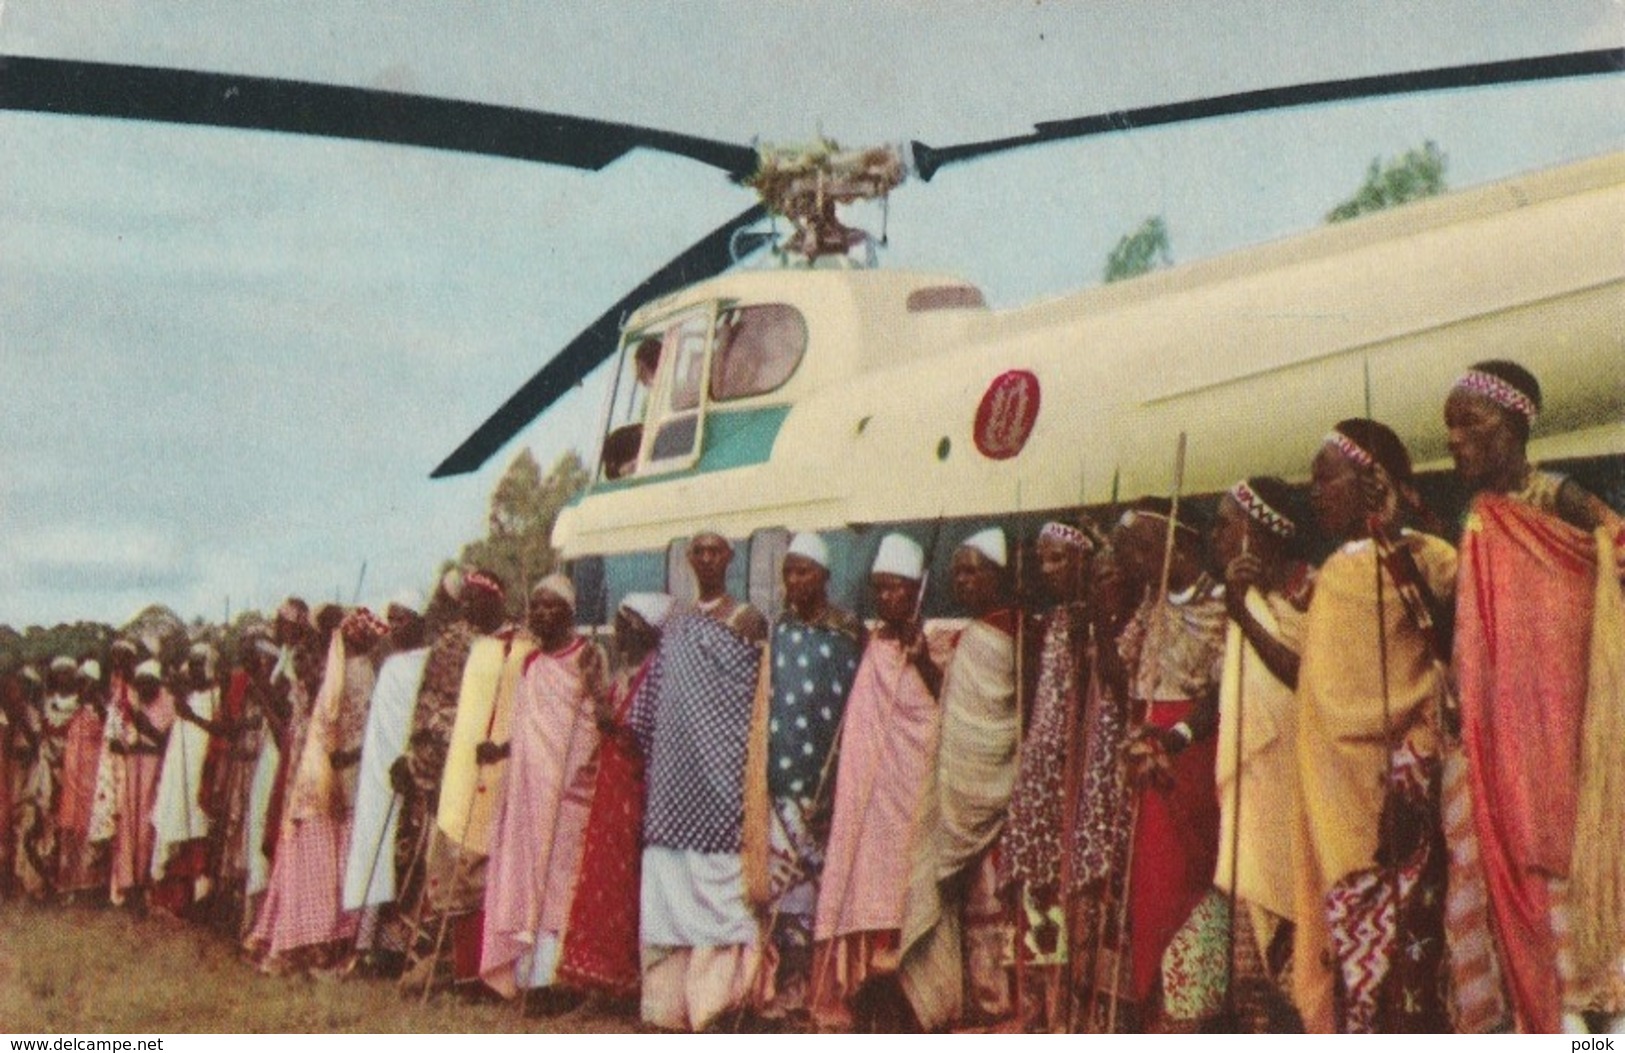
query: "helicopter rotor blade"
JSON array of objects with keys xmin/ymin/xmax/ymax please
[
  {"xmin": 911, "ymin": 48, "xmax": 1624, "ymax": 181},
  {"xmin": 0, "ymin": 54, "xmax": 759, "ymax": 178},
  {"xmin": 429, "ymin": 201, "xmax": 769, "ymax": 479}
]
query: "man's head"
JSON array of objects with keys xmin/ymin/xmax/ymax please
[
  {"xmin": 109, "ymin": 638, "xmax": 140, "ymax": 677},
  {"xmin": 870, "ymin": 532, "xmax": 926, "ymax": 629},
  {"xmin": 1036, "ymin": 521, "xmax": 1092, "ymax": 603},
  {"xmin": 132, "ymin": 660, "xmax": 163, "ymax": 703},
  {"xmin": 633, "ymin": 337, "xmax": 663, "ymax": 386},
  {"xmin": 274, "ymin": 597, "xmax": 310, "ymax": 647},
  {"xmin": 77, "ymin": 659, "xmax": 102, "ymax": 697},
  {"xmin": 386, "ymin": 593, "xmax": 426, "ymax": 651},
  {"xmin": 1312, "ymin": 419, "xmax": 1413, "ymax": 539},
  {"xmin": 528, "ymin": 575, "xmax": 577, "ymax": 647},
  {"xmin": 185, "ymin": 643, "xmax": 216, "ymax": 689},
  {"xmin": 688, "ymin": 532, "xmax": 733, "ymax": 599},
  {"xmin": 951, "ymin": 528, "xmax": 1008, "ymax": 617},
  {"xmin": 1109, "ymin": 500, "xmax": 1203, "ymax": 589},
  {"xmin": 614, "ymin": 592, "xmax": 671, "ymax": 664},
  {"xmin": 462, "ymin": 569, "xmax": 509, "ymax": 633},
  {"xmin": 782, "ymin": 532, "xmax": 830, "ymax": 619},
  {"xmin": 1445, "ymin": 360, "xmax": 1540, "ymax": 490},
  {"xmin": 1214, "ymin": 476, "xmax": 1298, "ymax": 569}
]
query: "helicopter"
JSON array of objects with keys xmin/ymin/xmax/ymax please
[{"xmin": 4, "ymin": 46, "xmax": 1621, "ymax": 623}]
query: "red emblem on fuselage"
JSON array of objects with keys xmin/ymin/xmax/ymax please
[{"xmin": 973, "ymin": 369, "xmax": 1041, "ymax": 460}]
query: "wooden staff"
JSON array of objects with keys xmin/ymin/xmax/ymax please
[{"xmin": 1106, "ymin": 431, "xmax": 1186, "ymax": 1034}]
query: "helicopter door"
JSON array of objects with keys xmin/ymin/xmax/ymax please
[{"xmin": 639, "ymin": 306, "xmax": 720, "ymax": 476}]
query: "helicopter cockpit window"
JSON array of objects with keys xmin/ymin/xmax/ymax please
[
  {"xmin": 597, "ymin": 306, "xmax": 719, "ymax": 482},
  {"xmin": 710, "ymin": 304, "xmax": 808, "ymax": 402}
]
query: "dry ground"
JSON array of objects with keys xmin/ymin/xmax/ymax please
[{"xmin": 0, "ymin": 899, "xmax": 638, "ymax": 1033}]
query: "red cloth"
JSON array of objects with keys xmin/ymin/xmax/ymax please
[
  {"xmin": 56, "ymin": 707, "xmax": 104, "ymax": 838},
  {"xmin": 202, "ymin": 671, "xmax": 248, "ymax": 823},
  {"xmin": 1128, "ymin": 699, "xmax": 1219, "ymax": 1003},
  {"xmin": 1455, "ymin": 495, "xmax": 1599, "ymax": 1033},
  {"xmin": 555, "ymin": 664, "xmax": 649, "ymax": 998}
]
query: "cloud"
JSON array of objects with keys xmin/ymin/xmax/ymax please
[{"xmin": 8, "ymin": 524, "xmax": 190, "ymax": 593}]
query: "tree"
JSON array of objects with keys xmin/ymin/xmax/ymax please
[
  {"xmin": 1326, "ymin": 141, "xmax": 1447, "ymax": 223},
  {"xmin": 1103, "ymin": 215, "xmax": 1173, "ymax": 284},
  {"xmin": 458, "ymin": 448, "xmax": 590, "ymax": 616}
]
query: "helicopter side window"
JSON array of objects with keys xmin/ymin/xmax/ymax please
[{"xmin": 710, "ymin": 304, "xmax": 808, "ymax": 402}]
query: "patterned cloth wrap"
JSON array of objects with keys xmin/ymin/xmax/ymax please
[
  {"xmin": 632, "ymin": 610, "xmax": 762, "ymax": 852},
  {"xmin": 766, "ymin": 618, "xmax": 860, "ymax": 801},
  {"xmin": 1001, "ymin": 603, "xmax": 1084, "ymax": 895},
  {"xmin": 1325, "ymin": 737, "xmax": 1449, "ymax": 1034}
]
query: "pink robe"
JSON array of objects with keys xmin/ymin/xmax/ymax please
[
  {"xmin": 250, "ymin": 637, "xmax": 362, "ymax": 959},
  {"xmin": 480, "ymin": 639, "xmax": 601, "ymax": 997},
  {"xmin": 55, "ymin": 705, "xmax": 106, "ymax": 892},
  {"xmin": 816, "ymin": 636, "xmax": 943, "ymax": 940},
  {"xmin": 111, "ymin": 692, "xmax": 175, "ymax": 897}
]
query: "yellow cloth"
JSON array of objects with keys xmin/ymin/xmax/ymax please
[
  {"xmin": 1215, "ymin": 587, "xmax": 1305, "ymax": 922},
  {"xmin": 1292, "ymin": 532, "xmax": 1456, "ymax": 1033},
  {"xmin": 435, "ymin": 633, "xmax": 537, "ymax": 854},
  {"xmin": 1569, "ymin": 527, "xmax": 1625, "ymax": 1010}
]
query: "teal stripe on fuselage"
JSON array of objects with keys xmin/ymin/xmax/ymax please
[{"xmin": 584, "ymin": 404, "xmax": 793, "ymax": 497}]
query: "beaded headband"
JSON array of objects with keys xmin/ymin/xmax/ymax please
[
  {"xmin": 1323, "ymin": 430, "xmax": 1375, "ymax": 470},
  {"xmin": 1454, "ymin": 369, "xmax": 1538, "ymax": 422},
  {"xmin": 1228, "ymin": 480, "xmax": 1297, "ymax": 539},
  {"xmin": 463, "ymin": 570, "xmax": 506, "ymax": 599},
  {"xmin": 1039, "ymin": 521, "xmax": 1094, "ymax": 552}
]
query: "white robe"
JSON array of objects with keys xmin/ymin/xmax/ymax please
[
  {"xmin": 150, "ymin": 687, "xmax": 216, "ymax": 879},
  {"xmin": 342, "ymin": 647, "xmax": 429, "ymax": 911}
]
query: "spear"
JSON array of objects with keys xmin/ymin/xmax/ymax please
[{"xmin": 1107, "ymin": 433, "xmax": 1185, "ymax": 1034}]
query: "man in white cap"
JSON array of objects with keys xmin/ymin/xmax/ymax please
[
  {"xmin": 150, "ymin": 642, "xmax": 220, "ymax": 915},
  {"xmin": 553, "ymin": 591, "xmax": 672, "ymax": 1000},
  {"xmin": 480, "ymin": 573, "xmax": 607, "ymax": 1003},
  {"xmin": 741, "ymin": 531, "xmax": 864, "ymax": 1023},
  {"xmin": 810, "ymin": 532, "xmax": 945, "ymax": 1030},
  {"xmin": 109, "ymin": 659, "xmax": 176, "ymax": 909},
  {"xmin": 55, "ymin": 658, "xmax": 107, "ymax": 900},
  {"xmin": 628, "ymin": 531, "xmax": 768, "ymax": 1030},
  {"xmin": 899, "ymin": 525, "xmax": 1023, "ymax": 1030},
  {"xmin": 343, "ymin": 591, "xmax": 432, "ymax": 974}
]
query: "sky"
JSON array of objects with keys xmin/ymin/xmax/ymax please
[{"xmin": 1, "ymin": 1, "xmax": 1620, "ymax": 627}]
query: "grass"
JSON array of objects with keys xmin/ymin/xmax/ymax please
[{"xmin": 0, "ymin": 900, "xmax": 638, "ymax": 1033}]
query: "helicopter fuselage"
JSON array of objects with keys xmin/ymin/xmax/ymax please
[{"xmin": 555, "ymin": 150, "xmax": 1625, "ymax": 618}]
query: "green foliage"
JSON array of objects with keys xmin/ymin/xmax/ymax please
[
  {"xmin": 458, "ymin": 448, "xmax": 589, "ymax": 616},
  {"xmin": 1103, "ymin": 215, "xmax": 1173, "ymax": 284},
  {"xmin": 0, "ymin": 621, "xmax": 116, "ymax": 669},
  {"xmin": 1326, "ymin": 141, "xmax": 1448, "ymax": 223}
]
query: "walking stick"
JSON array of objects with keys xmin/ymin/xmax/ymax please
[
  {"xmin": 356, "ymin": 790, "xmax": 401, "ymax": 954},
  {"xmin": 1217, "ymin": 534, "xmax": 1249, "ymax": 1032},
  {"xmin": 1106, "ymin": 432, "xmax": 1186, "ymax": 1033},
  {"xmin": 1051, "ymin": 604, "xmax": 1088, "ymax": 1030},
  {"xmin": 730, "ymin": 673, "xmax": 853, "ymax": 1032}
]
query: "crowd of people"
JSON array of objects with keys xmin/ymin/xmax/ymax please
[{"xmin": 2, "ymin": 359, "xmax": 1622, "ymax": 1035}]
